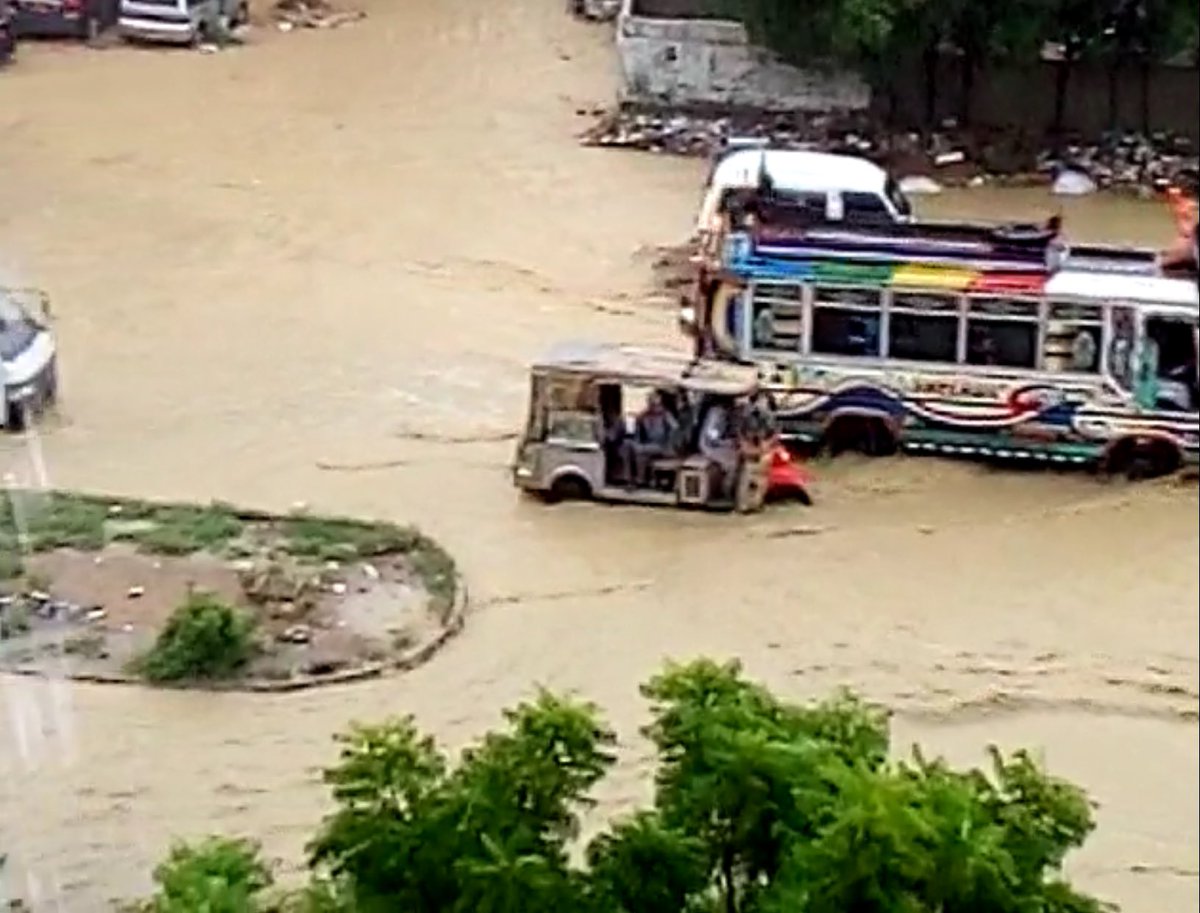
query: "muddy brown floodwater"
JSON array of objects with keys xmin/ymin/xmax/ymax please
[{"xmin": 0, "ymin": 2, "xmax": 1197, "ymax": 910}]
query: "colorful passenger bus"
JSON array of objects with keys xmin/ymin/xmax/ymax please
[{"xmin": 681, "ymin": 230, "xmax": 1199, "ymax": 476}]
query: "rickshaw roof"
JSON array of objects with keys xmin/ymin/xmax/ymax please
[{"xmin": 532, "ymin": 341, "xmax": 761, "ymax": 395}]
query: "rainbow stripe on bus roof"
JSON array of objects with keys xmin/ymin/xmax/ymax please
[{"xmin": 737, "ymin": 259, "xmax": 1196, "ymax": 306}]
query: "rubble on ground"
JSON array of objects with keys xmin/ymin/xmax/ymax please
[
  {"xmin": 568, "ymin": 0, "xmax": 621, "ymax": 22},
  {"xmin": 272, "ymin": 0, "xmax": 365, "ymax": 30},
  {"xmin": 578, "ymin": 106, "xmax": 1198, "ymax": 195}
]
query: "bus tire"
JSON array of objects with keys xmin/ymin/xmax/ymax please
[
  {"xmin": 1103, "ymin": 437, "xmax": 1181, "ymax": 480},
  {"xmin": 545, "ymin": 473, "xmax": 592, "ymax": 504},
  {"xmin": 822, "ymin": 415, "xmax": 897, "ymax": 458}
]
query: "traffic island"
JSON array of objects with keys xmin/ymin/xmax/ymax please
[{"xmin": 0, "ymin": 491, "xmax": 466, "ymax": 691}]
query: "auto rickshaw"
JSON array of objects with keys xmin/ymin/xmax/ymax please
[{"xmin": 511, "ymin": 342, "xmax": 812, "ymax": 512}]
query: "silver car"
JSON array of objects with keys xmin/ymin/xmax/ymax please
[
  {"xmin": 0, "ymin": 288, "xmax": 58, "ymax": 432},
  {"xmin": 118, "ymin": 0, "xmax": 246, "ymax": 44}
]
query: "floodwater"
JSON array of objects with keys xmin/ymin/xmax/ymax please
[{"xmin": 0, "ymin": 2, "xmax": 1196, "ymax": 909}]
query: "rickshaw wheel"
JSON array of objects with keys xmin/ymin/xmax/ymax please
[{"xmin": 545, "ymin": 474, "xmax": 593, "ymax": 504}]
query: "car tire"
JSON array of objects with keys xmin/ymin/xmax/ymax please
[{"xmin": 4, "ymin": 399, "xmax": 27, "ymax": 433}]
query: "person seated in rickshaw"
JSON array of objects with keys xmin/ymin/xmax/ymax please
[
  {"xmin": 698, "ymin": 398, "xmax": 738, "ymax": 496},
  {"xmin": 622, "ymin": 390, "xmax": 681, "ymax": 488}
]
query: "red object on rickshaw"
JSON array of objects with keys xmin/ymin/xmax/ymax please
[{"xmin": 765, "ymin": 441, "xmax": 813, "ymax": 504}]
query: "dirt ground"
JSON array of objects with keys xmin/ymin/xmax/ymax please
[{"xmin": 0, "ymin": 542, "xmax": 442, "ymax": 684}]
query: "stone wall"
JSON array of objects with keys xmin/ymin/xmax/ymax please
[{"xmin": 614, "ymin": 0, "xmax": 870, "ymax": 113}]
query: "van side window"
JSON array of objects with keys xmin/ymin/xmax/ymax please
[
  {"xmin": 766, "ymin": 192, "xmax": 826, "ymax": 223},
  {"xmin": 843, "ymin": 192, "xmax": 892, "ymax": 223}
]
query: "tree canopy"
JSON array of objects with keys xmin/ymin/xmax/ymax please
[
  {"xmin": 722, "ymin": 0, "xmax": 1200, "ymax": 130},
  {"xmin": 132, "ymin": 658, "xmax": 1110, "ymax": 913}
]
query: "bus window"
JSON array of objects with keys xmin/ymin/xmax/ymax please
[
  {"xmin": 1045, "ymin": 302, "xmax": 1103, "ymax": 373},
  {"xmin": 1144, "ymin": 315, "xmax": 1198, "ymax": 412},
  {"xmin": 888, "ymin": 292, "xmax": 960, "ymax": 363},
  {"xmin": 965, "ymin": 297, "xmax": 1039, "ymax": 369},
  {"xmin": 750, "ymin": 282, "xmax": 804, "ymax": 352},
  {"xmin": 810, "ymin": 286, "xmax": 882, "ymax": 357},
  {"xmin": 1107, "ymin": 306, "xmax": 1137, "ymax": 391}
]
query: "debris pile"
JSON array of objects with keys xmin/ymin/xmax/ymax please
[
  {"xmin": 568, "ymin": 0, "xmax": 621, "ymax": 21},
  {"xmin": 578, "ymin": 106, "xmax": 1198, "ymax": 195},
  {"xmin": 272, "ymin": 0, "xmax": 365, "ymax": 30}
]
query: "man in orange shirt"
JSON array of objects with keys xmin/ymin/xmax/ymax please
[{"xmin": 1160, "ymin": 172, "xmax": 1198, "ymax": 277}]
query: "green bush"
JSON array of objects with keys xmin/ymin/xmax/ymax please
[
  {"xmin": 137, "ymin": 837, "xmax": 273, "ymax": 913},
  {"xmin": 142, "ymin": 659, "xmax": 1108, "ymax": 913},
  {"xmin": 133, "ymin": 591, "xmax": 256, "ymax": 683}
]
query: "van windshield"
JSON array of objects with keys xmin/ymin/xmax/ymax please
[
  {"xmin": 0, "ymin": 297, "xmax": 38, "ymax": 362},
  {"xmin": 884, "ymin": 177, "xmax": 913, "ymax": 218}
]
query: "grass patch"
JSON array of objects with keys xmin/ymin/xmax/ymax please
[
  {"xmin": 1, "ymin": 489, "xmax": 460, "ymax": 620},
  {"xmin": 0, "ymin": 551, "xmax": 23, "ymax": 582},
  {"xmin": 281, "ymin": 513, "xmax": 423, "ymax": 561}
]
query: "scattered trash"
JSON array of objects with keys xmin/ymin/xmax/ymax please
[
  {"xmin": 898, "ymin": 175, "xmax": 943, "ymax": 195},
  {"xmin": 1052, "ymin": 168, "xmax": 1099, "ymax": 196},
  {"xmin": 934, "ymin": 150, "xmax": 966, "ymax": 166},
  {"xmin": 127, "ymin": 585, "xmax": 145, "ymax": 599},
  {"xmin": 271, "ymin": 0, "xmax": 364, "ymax": 30},
  {"xmin": 280, "ymin": 623, "xmax": 312, "ymax": 644},
  {"xmin": 578, "ymin": 106, "xmax": 1197, "ymax": 195},
  {"xmin": 569, "ymin": 0, "xmax": 620, "ymax": 22}
]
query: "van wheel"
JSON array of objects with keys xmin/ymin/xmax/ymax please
[
  {"xmin": 822, "ymin": 415, "xmax": 897, "ymax": 458},
  {"xmin": 4, "ymin": 400, "xmax": 27, "ymax": 433},
  {"xmin": 545, "ymin": 474, "xmax": 592, "ymax": 504}
]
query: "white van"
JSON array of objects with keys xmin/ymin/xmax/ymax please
[
  {"xmin": 0, "ymin": 288, "xmax": 58, "ymax": 431},
  {"xmin": 118, "ymin": 0, "xmax": 245, "ymax": 44},
  {"xmin": 696, "ymin": 148, "xmax": 915, "ymax": 236}
]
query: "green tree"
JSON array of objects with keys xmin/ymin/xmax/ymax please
[
  {"xmin": 725, "ymin": 0, "xmax": 904, "ymax": 69},
  {"xmin": 1102, "ymin": 0, "xmax": 1200, "ymax": 131},
  {"xmin": 943, "ymin": 0, "xmax": 1047, "ymax": 125},
  {"xmin": 1044, "ymin": 0, "xmax": 1111, "ymax": 135},
  {"xmin": 141, "ymin": 659, "xmax": 1109, "ymax": 913},
  {"xmin": 306, "ymin": 691, "xmax": 616, "ymax": 913}
]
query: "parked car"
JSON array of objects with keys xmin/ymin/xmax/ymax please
[
  {"xmin": 0, "ymin": 287, "xmax": 59, "ymax": 432},
  {"xmin": 1, "ymin": 0, "xmax": 17, "ymax": 62},
  {"xmin": 12, "ymin": 0, "xmax": 117, "ymax": 40},
  {"xmin": 118, "ymin": 0, "xmax": 247, "ymax": 45},
  {"xmin": 696, "ymin": 148, "xmax": 916, "ymax": 237}
]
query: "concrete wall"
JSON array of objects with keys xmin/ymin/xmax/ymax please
[{"xmin": 614, "ymin": 0, "xmax": 870, "ymax": 113}]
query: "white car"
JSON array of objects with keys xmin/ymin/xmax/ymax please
[
  {"xmin": 696, "ymin": 147, "xmax": 915, "ymax": 236},
  {"xmin": 0, "ymin": 288, "xmax": 58, "ymax": 431}
]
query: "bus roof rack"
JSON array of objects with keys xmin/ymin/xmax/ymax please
[{"xmin": 727, "ymin": 212, "xmax": 1163, "ymax": 277}]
